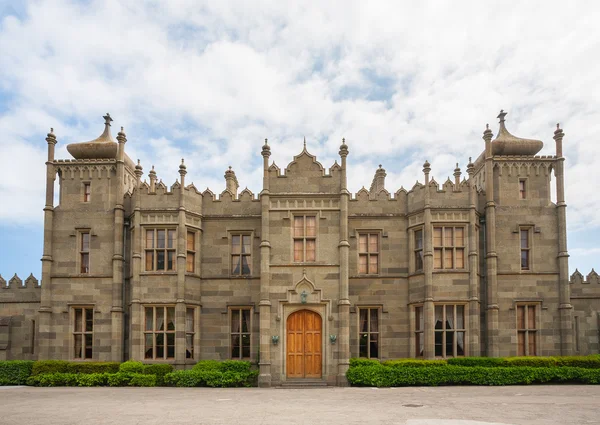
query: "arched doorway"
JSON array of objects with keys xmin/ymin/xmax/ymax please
[{"xmin": 286, "ymin": 309, "xmax": 322, "ymax": 378}]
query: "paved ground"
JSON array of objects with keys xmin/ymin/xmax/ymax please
[{"xmin": 0, "ymin": 385, "xmax": 598, "ymax": 425}]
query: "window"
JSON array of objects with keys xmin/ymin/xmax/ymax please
[
  {"xmin": 358, "ymin": 233, "xmax": 379, "ymax": 274},
  {"xmin": 359, "ymin": 307, "xmax": 380, "ymax": 358},
  {"xmin": 145, "ymin": 229, "xmax": 176, "ymax": 271},
  {"xmin": 433, "ymin": 226, "xmax": 465, "ymax": 269},
  {"xmin": 434, "ymin": 304, "xmax": 465, "ymax": 357},
  {"xmin": 186, "ymin": 231, "xmax": 196, "ymax": 273},
  {"xmin": 230, "ymin": 308, "xmax": 251, "ymax": 359},
  {"xmin": 415, "ymin": 306, "xmax": 424, "ymax": 357},
  {"xmin": 231, "ymin": 234, "xmax": 251, "ymax": 276},
  {"xmin": 293, "ymin": 215, "xmax": 316, "ymax": 262},
  {"xmin": 186, "ymin": 308, "xmax": 195, "ymax": 359},
  {"xmin": 414, "ymin": 229, "xmax": 423, "ymax": 271},
  {"xmin": 83, "ymin": 182, "xmax": 91, "ymax": 202},
  {"xmin": 144, "ymin": 306, "xmax": 175, "ymax": 359},
  {"xmin": 517, "ymin": 305, "xmax": 537, "ymax": 356},
  {"xmin": 73, "ymin": 307, "xmax": 93, "ymax": 359},
  {"xmin": 519, "ymin": 179, "xmax": 527, "ymax": 199},
  {"xmin": 520, "ymin": 228, "xmax": 530, "ymax": 270},
  {"xmin": 80, "ymin": 231, "xmax": 90, "ymax": 274}
]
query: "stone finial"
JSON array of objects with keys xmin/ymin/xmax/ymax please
[
  {"xmin": 225, "ymin": 165, "xmax": 239, "ymax": 196},
  {"xmin": 262, "ymin": 138, "xmax": 271, "ymax": 158},
  {"xmin": 339, "ymin": 137, "xmax": 348, "ymax": 158},
  {"xmin": 483, "ymin": 122, "xmax": 493, "ymax": 143},
  {"xmin": 134, "ymin": 159, "xmax": 143, "ymax": 178},
  {"xmin": 149, "ymin": 165, "xmax": 157, "ymax": 192},
  {"xmin": 453, "ymin": 163, "xmax": 461, "ymax": 185},
  {"xmin": 179, "ymin": 158, "xmax": 187, "ymax": 174},
  {"xmin": 497, "ymin": 109, "xmax": 507, "ymax": 124},
  {"xmin": 466, "ymin": 156, "xmax": 475, "ymax": 177},
  {"xmin": 303, "ymin": 136, "xmax": 306, "ymax": 149},
  {"xmin": 25, "ymin": 273, "xmax": 39, "ymax": 288},
  {"xmin": 46, "ymin": 127, "xmax": 57, "ymax": 144},
  {"xmin": 423, "ymin": 160, "xmax": 431, "ymax": 184},
  {"xmin": 8, "ymin": 273, "xmax": 22, "ymax": 288},
  {"xmin": 554, "ymin": 122, "xmax": 565, "ymax": 157},
  {"xmin": 370, "ymin": 164, "xmax": 387, "ymax": 194},
  {"xmin": 117, "ymin": 126, "xmax": 127, "ymax": 143}
]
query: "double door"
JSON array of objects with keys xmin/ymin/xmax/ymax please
[{"xmin": 286, "ymin": 309, "xmax": 322, "ymax": 378}]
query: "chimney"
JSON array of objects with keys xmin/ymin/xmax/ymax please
[
  {"xmin": 369, "ymin": 165, "xmax": 386, "ymax": 195},
  {"xmin": 225, "ymin": 166, "xmax": 239, "ymax": 197}
]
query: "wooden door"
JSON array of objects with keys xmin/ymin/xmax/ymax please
[{"xmin": 286, "ymin": 310, "xmax": 322, "ymax": 378}]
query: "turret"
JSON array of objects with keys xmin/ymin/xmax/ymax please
[
  {"xmin": 369, "ymin": 165, "xmax": 386, "ymax": 195},
  {"xmin": 225, "ymin": 166, "xmax": 239, "ymax": 197}
]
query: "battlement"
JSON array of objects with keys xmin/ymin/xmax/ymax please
[
  {"xmin": 570, "ymin": 269, "xmax": 600, "ymax": 285},
  {"xmin": 0, "ymin": 274, "xmax": 41, "ymax": 304}
]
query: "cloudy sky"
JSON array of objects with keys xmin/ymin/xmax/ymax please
[{"xmin": 0, "ymin": 0, "xmax": 599, "ymax": 281}]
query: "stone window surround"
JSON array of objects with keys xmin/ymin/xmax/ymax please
[
  {"xmin": 519, "ymin": 178, "xmax": 528, "ymax": 200},
  {"xmin": 75, "ymin": 228, "xmax": 92, "ymax": 275},
  {"xmin": 144, "ymin": 227, "xmax": 177, "ymax": 272},
  {"xmin": 413, "ymin": 227, "xmax": 424, "ymax": 273},
  {"xmin": 81, "ymin": 180, "xmax": 91, "ymax": 203},
  {"xmin": 292, "ymin": 214, "xmax": 318, "ymax": 263},
  {"xmin": 228, "ymin": 230, "xmax": 253, "ymax": 277},
  {"xmin": 144, "ymin": 305, "xmax": 176, "ymax": 360},
  {"xmin": 433, "ymin": 225, "xmax": 466, "ymax": 270},
  {"xmin": 186, "ymin": 230, "xmax": 196, "ymax": 273},
  {"xmin": 411, "ymin": 302, "xmax": 468, "ymax": 359},
  {"xmin": 229, "ymin": 306, "xmax": 253, "ymax": 360},
  {"xmin": 433, "ymin": 303, "xmax": 467, "ymax": 358},
  {"xmin": 355, "ymin": 229, "xmax": 382, "ymax": 276},
  {"xmin": 356, "ymin": 305, "xmax": 381, "ymax": 359},
  {"xmin": 519, "ymin": 226, "xmax": 533, "ymax": 271},
  {"xmin": 71, "ymin": 305, "xmax": 94, "ymax": 360},
  {"xmin": 185, "ymin": 307, "xmax": 196, "ymax": 360},
  {"xmin": 516, "ymin": 302, "xmax": 540, "ymax": 356}
]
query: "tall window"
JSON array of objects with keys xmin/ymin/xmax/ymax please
[
  {"xmin": 83, "ymin": 183, "xmax": 91, "ymax": 202},
  {"xmin": 230, "ymin": 308, "xmax": 251, "ymax": 359},
  {"xmin": 80, "ymin": 231, "xmax": 90, "ymax": 274},
  {"xmin": 520, "ymin": 228, "xmax": 530, "ymax": 270},
  {"xmin": 517, "ymin": 305, "xmax": 537, "ymax": 356},
  {"xmin": 294, "ymin": 215, "xmax": 316, "ymax": 262},
  {"xmin": 144, "ymin": 306, "xmax": 175, "ymax": 359},
  {"xmin": 359, "ymin": 307, "xmax": 379, "ymax": 358},
  {"xmin": 73, "ymin": 307, "xmax": 93, "ymax": 359},
  {"xmin": 186, "ymin": 231, "xmax": 196, "ymax": 273},
  {"xmin": 358, "ymin": 233, "xmax": 379, "ymax": 274},
  {"xmin": 433, "ymin": 226, "xmax": 465, "ymax": 269},
  {"xmin": 415, "ymin": 306, "xmax": 424, "ymax": 357},
  {"xmin": 414, "ymin": 229, "xmax": 423, "ymax": 271},
  {"xmin": 519, "ymin": 179, "xmax": 527, "ymax": 199},
  {"xmin": 186, "ymin": 308, "xmax": 195, "ymax": 359},
  {"xmin": 231, "ymin": 234, "xmax": 251, "ymax": 276},
  {"xmin": 434, "ymin": 304, "xmax": 465, "ymax": 357},
  {"xmin": 145, "ymin": 229, "xmax": 176, "ymax": 271}
]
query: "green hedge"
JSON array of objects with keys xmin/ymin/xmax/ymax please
[
  {"xmin": 31, "ymin": 360, "xmax": 120, "ymax": 376},
  {"xmin": 26, "ymin": 372, "xmax": 156, "ymax": 387},
  {"xmin": 346, "ymin": 364, "xmax": 600, "ymax": 387},
  {"xmin": 383, "ymin": 359, "xmax": 447, "ymax": 368},
  {"xmin": 192, "ymin": 360, "xmax": 252, "ymax": 373},
  {"xmin": 142, "ymin": 364, "xmax": 173, "ymax": 386},
  {"xmin": 164, "ymin": 369, "xmax": 258, "ymax": 387},
  {"xmin": 0, "ymin": 361, "xmax": 35, "ymax": 385},
  {"xmin": 447, "ymin": 355, "xmax": 600, "ymax": 369}
]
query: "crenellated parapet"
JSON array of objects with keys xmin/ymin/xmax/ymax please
[
  {"xmin": 0, "ymin": 274, "xmax": 41, "ymax": 303},
  {"xmin": 202, "ymin": 186, "xmax": 261, "ymax": 216},
  {"xmin": 570, "ymin": 269, "xmax": 600, "ymax": 299},
  {"xmin": 570, "ymin": 269, "xmax": 600, "ymax": 285}
]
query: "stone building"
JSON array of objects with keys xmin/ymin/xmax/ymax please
[{"xmin": 1, "ymin": 110, "xmax": 599, "ymax": 386}]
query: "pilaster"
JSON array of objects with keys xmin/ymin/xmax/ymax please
[
  {"xmin": 130, "ymin": 160, "xmax": 144, "ymax": 360},
  {"xmin": 175, "ymin": 159, "xmax": 187, "ymax": 365},
  {"xmin": 466, "ymin": 158, "xmax": 481, "ymax": 356},
  {"xmin": 422, "ymin": 160, "xmax": 435, "ymax": 359},
  {"xmin": 337, "ymin": 139, "xmax": 350, "ymax": 386}
]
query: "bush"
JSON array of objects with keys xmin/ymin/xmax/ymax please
[
  {"xmin": 143, "ymin": 364, "xmax": 173, "ymax": 385},
  {"xmin": 349, "ymin": 358, "xmax": 380, "ymax": 368},
  {"xmin": 119, "ymin": 361, "xmax": 144, "ymax": 374},
  {"xmin": 129, "ymin": 373, "xmax": 157, "ymax": 387},
  {"xmin": 27, "ymin": 373, "xmax": 79, "ymax": 387},
  {"xmin": 447, "ymin": 355, "xmax": 600, "ymax": 369},
  {"xmin": 0, "ymin": 360, "xmax": 35, "ymax": 385},
  {"xmin": 346, "ymin": 364, "xmax": 600, "ymax": 387},
  {"xmin": 31, "ymin": 360, "xmax": 120, "ymax": 376},
  {"xmin": 165, "ymin": 369, "xmax": 258, "ymax": 387},
  {"xmin": 383, "ymin": 359, "xmax": 448, "ymax": 368},
  {"xmin": 192, "ymin": 360, "xmax": 252, "ymax": 373},
  {"xmin": 76, "ymin": 373, "xmax": 109, "ymax": 387},
  {"xmin": 447, "ymin": 357, "xmax": 505, "ymax": 367}
]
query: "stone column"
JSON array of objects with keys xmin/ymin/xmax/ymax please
[
  {"xmin": 258, "ymin": 139, "xmax": 272, "ymax": 387},
  {"xmin": 484, "ymin": 122, "xmax": 499, "ymax": 357},
  {"xmin": 422, "ymin": 161, "xmax": 435, "ymax": 359},
  {"xmin": 176, "ymin": 159, "xmax": 187, "ymax": 365},
  {"xmin": 110, "ymin": 127, "xmax": 127, "ymax": 362},
  {"xmin": 39, "ymin": 128, "xmax": 57, "ymax": 359},
  {"xmin": 453, "ymin": 163, "xmax": 461, "ymax": 188},
  {"xmin": 337, "ymin": 139, "xmax": 350, "ymax": 386},
  {"xmin": 466, "ymin": 158, "xmax": 481, "ymax": 356},
  {"xmin": 130, "ymin": 161, "xmax": 144, "ymax": 360},
  {"xmin": 554, "ymin": 124, "xmax": 573, "ymax": 355},
  {"xmin": 225, "ymin": 166, "xmax": 239, "ymax": 198}
]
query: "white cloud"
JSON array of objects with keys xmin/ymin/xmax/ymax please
[{"xmin": 0, "ymin": 0, "xmax": 599, "ymax": 272}]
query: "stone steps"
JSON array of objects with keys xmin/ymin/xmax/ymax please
[{"xmin": 276, "ymin": 380, "xmax": 330, "ymax": 389}]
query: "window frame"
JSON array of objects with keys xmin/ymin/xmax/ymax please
[
  {"xmin": 144, "ymin": 305, "xmax": 176, "ymax": 360},
  {"xmin": 293, "ymin": 214, "xmax": 317, "ymax": 263},
  {"xmin": 230, "ymin": 232, "xmax": 252, "ymax": 277},
  {"xmin": 358, "ymin": 306, "xmax": 381, "ymax": 359},
  {"xmin": 82, "ymin": 182, "xmax": 91, "ymax": 203},
  {"xmin": 433, "ymin": 225, "xmax": 466, "ymax": 270},
  {"xmin": 357, "ymin": 232, "xmax": 380, "ymax": 275},
  {"xmin": 229, "ymin": 306, "xmax": 252, "ymax": 360},
  {"xmin": 185, "ymin": 307, "xmax": 196, "ymax": 360},
  {"xmin": 414, "ymin": 305, "xmax": 424, "ymax": 358},
  {"xmin": 144, "ymin": 228, "xmax": 177, "ymax": 272},
  {"xmin": 516, "ymin": 303, "xmax": 538, "ymax": 356},
  {"xmin": 186, "ymin": 230, "xmax": 196, "ymax": 273},
  {"xmin": 520, "ymin": 227, "xmax": 532, "ymax": 271},
  {"xmin": 414, "ymin": 228, "xmax": 424, "ymax": 272},
  {"xmin": 519, "ymin": 178, "xmax": 527, "ymax": 200},
  {"xmin": 79, "ymin": 230, "xmax": 90, "ymax": 274},
  {"xmin": 72, "ymin": 306, "xmax": 93, "ymax": 360},
  {"xmin": 433, "ymin": 303, "xmax": 467, "ymax": 358}
]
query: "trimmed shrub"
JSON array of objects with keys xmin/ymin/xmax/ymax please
[
  {"xmin": 349, "ymin": 358, "xmax": 380, "ymax": 368},
  {"xmin": 129, "ymin": 373, "xmax": 157, "ymax": 387},
  {"xmin": 346, "ymin": 364, "xmax": 600, "ymax": 387},
  {"xmin": 27, "ymin": 373, "xmax": 79, "ymax": 387},
  {"xmin": 119, "ymin": 361, "xmax": 144, "ymax": 374},
  {"xmin": 0, "ymin": 360, "xmax": 35, "ymax": 385},
  {"xmin": 164, "ymin": 369, "xmax": 258, "ymax": 387},
  {"xmin": 447, "ymin": 355, "xmax": 600, "ymax": 369},
  {"xmin": 31, "ymin": 360, "xmax": 120, "ymax": 376},
  {"xmin": 76, "ymin": 373, "xmax": 109, "ymax": 387},
  {"xmin": 220, "ymin": 360, "xmax": 252, "ymax": 373},
  {"xmin": 383, "ymin": 359, "xmax": 448, "ymax": 368},
  {"xmin": 31, "ymin": 360, "xmax": 71, "ymax": 376},
  {"xmin": 192, "ymin": 360, "xmax": 225, "ymax": 371},
  {"xmin": 143, "ymin": 364, "xmax": 173, "ymax": 385},
  {"xmin": 447, "ymin": 357, "xmax": 505, "ymax": 367}
]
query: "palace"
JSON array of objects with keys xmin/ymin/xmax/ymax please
[{"xmin": 1, "ymin": 110, "xmax": 599, "ymax": 386}]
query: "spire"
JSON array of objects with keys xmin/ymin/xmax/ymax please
[
  {"xmin": 466, "ymin": 156, "xmax": 475, "ymax": 177},
  {"xmin": 453, "ymin": 163, "xmax": 461, "ymax": 186},
  {"xmin": 423, "ymin": 160, "xmax": 431, "ymax": 184},
  {"xmin": 554, "ymin": 123, "xmax": 564, "ymax": 157},
  {"xmin": 339, "ymin": 137, "xmax": 348, "ymax": 158},
  {"xmin": 261, "ymin": 138, "xmax": 271, "ymax": 158},
  {"xmin": 179, "ymin": 158, "xmax": 187, "ymax": 175},
  {"xmin": 134, "ymin": 159, "xmax": 143, "ymax": 179}
]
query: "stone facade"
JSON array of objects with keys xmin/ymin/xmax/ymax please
[{"xmin": 1, "ymin": 110, "xmax": 599, "ymax": 386}]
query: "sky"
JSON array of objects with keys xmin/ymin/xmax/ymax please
[{"xmin": 0, "ymin": 0, "xmax": 599, "ymax": 281}]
